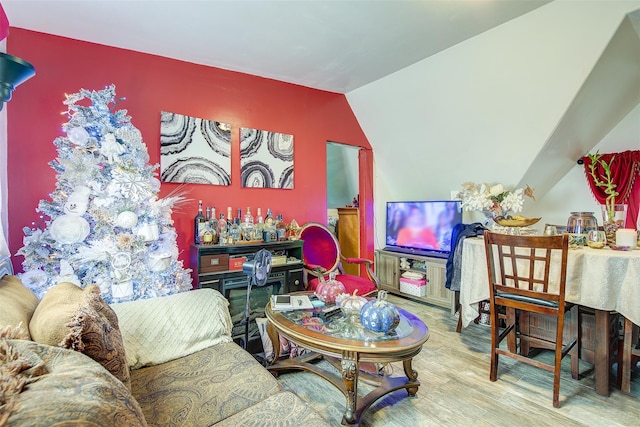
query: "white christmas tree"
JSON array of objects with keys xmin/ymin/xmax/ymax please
[{"xmin": 18, "ymin": 85, "xmax": 192, "ymax": 303}]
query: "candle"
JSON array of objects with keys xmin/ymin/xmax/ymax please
[{"xmin": 615, "ymin": 229, "xmax": 637, "ymax": 249}]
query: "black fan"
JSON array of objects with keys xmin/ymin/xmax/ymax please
[{"xmin": 241, "ymin": 249, "xmax": 272, "ymax": 350}]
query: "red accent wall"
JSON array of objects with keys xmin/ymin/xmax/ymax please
[{"xmin": 6, "ymin": 28, "xmax": 374, "ymax": 274}]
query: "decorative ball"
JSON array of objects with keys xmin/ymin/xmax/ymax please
[
  {"xmin": 360, "ymin": 291, "xmax": 400, "ymax": 333},
  {"xmin": 116, "ymin": 211, "xmax": 138, "ymax": 229},
  {"xmin": 49, "ymin": 214, "xmax": 91, "ymax": 244},
  {"xmin": 67, "ymin": 126, "xmax": 90, "ymax": 146},
  {"xmin": 314, "ymin": 271, "xmax": 346, "ymax": 304}
]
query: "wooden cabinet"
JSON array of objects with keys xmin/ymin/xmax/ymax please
[
  {"xmin": 337, "ymin": 207, "xmax": 360, "ymax": 276},
  {"xmin": 375, "ymin": 251, "xmax": 399, "ymax": 291},
  {"xmin": 375, "ymin": 249, "xmax": 455, "ymax": 314}
]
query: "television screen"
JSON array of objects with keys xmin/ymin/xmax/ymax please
[{"xmin": 386, "ymin": 201, "xmax": 462, "ymax": 254}]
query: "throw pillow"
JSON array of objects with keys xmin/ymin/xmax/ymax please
[
  {"xmin": 111, "ymin": 288, "xmax": 233, "ymax": 369},
  {"xmin": 29, "ymin": 283, "xmax": 130, "ymax": 389},
  {"xmin": 0, "ymin": 275, "xmax": 39, "ymax": 340},
  {"xmin": 1, "ymin": 338, "xmax": 147, "ymax": 427}
]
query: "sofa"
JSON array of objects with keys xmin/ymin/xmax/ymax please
[{"xmin": 0, "ymin": 269, "xmax": 329, "ymax": 426}]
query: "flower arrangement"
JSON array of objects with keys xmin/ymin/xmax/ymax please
[
  {"xmin": 586, "ymin": 151, "xmax": 619, "ymax": 222},
  {"xmin": 457, "ymin": 182, "xmax": 535, "ymax": 218}
]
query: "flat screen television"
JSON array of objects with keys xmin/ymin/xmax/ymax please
[{"xmin": 385, "ymin": 200, "xmax": 462, "ymax": 258}]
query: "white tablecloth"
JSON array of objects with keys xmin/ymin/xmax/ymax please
[{"xmin": 459, "ymin": 237, "xmax": 640, "ymax": 327}]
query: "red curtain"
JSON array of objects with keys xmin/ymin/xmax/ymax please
[{"xmin": 582, "ymin": 150, "xmax": 640, "ymax": 228}]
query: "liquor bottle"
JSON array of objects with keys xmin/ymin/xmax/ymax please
[
  {"xmin": 244, "ymin": 207, "xmax": 254, "ymax": 225},
  {"xmin": 227, "ymin": 207, "xmax": 233, "ymax": 224},
  {"xmin": 209, "ymin": 207, "xmax": 219, "ymax": 244},
  {"xmin": 241, "ymin": 206, "xmax": 255, "ymax": 241},
  {"xmin": 256, "ymin": 208, "xmax": 264, "ymax": 226},
  {"xmin": 253, "ymin": 208, "xmax": 264, "ymax": 241},
  {"xmin": 202, "ymin": 225, "xmax": 213, "ymax": 244},
  {"xmin": 264, "ymin": 209, "xmax": 276, "ymax": 241},
  {"xmin": 194, "ymin": 200, "xmax": 207, "ymax": 244},
  {"xmin": 276, "ymin": 214, "xmax": 287, "ymax": 241},
  {"xmin": 264, "ymin": 209, "xmax": 274, "ymax": 227},
  {"xmin": 229, "ymin": 218, "xmax": 241, "ymax": 243},
  {"xmin": 218, "ymin": 213, "xmax": 228, "ymax": 246},
  {"xmin": 205, "ymin": 207, "xmax": 211, "ymax": 221}
]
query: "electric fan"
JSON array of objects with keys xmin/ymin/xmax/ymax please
[{"xmin": 241, "ymin": 249, "xmax": 272, "ymax": 350}]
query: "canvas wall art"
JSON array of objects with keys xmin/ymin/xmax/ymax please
[
  {"xmin": 160, "ymin": 111, "xmax": 231, "ymax": 185},
  {"xmin": 240, "ymin": 128, "xmax": 294, "ymax": 189}
]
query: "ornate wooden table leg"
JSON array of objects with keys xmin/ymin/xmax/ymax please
[
  {"xmin": 341, "ymin": 351, "xmax": 359, "ymax": 425},
  {"xmin": 266, "ymin": 321, "xmax": 281, "ymax": 363},
  {"xmin": 403, "ymin": 358, "xmax": 419, "ymax": 396}
]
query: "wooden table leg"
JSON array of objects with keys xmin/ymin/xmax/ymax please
[
  {"xmin": 341, "ymin": 351, "xmax": 359, "ymax": 425},
  {"xmin": 403, "ymin": 358, "xmax": 419, "ymax": 396},
  {"xmin": 594, "ymin": 309, "xmax": 610, "ymax": 396}
]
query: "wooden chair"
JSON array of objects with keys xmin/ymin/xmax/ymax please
[
  {"xmin": 484, "ymin": 231, "xmax": 579, "ymax": 408},
  {"xmin": 621, "ymin": 317, "xmax": 640, "ymax": 393}
]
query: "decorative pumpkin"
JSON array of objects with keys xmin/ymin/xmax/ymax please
[
  {"xmin": 336, "ymin": 290, "xmax": 368, "ymax": 318},
  {"xmin": 315, "ymin": 271, "xmax": 346, "ymax": 304},
  {"xmin": 360, "ymin": 291, "xmax": 400, "ymax": 333}
]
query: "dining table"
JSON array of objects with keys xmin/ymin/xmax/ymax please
[{"xmin": 459, "ymin": 236, "xmax": 640, "ymax": 396}]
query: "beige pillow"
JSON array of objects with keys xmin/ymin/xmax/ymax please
[
  {"xmin": 1, "ymin": 339, "xmax": 147, "ymax": 426},
  {"xmin": 111, "ymin": 288, "xmax": 233, "ymax": 369},
  {"xmin": 0, "ymin": 275, "xmax": 39, "ymax": 340},
  {"xmin": 29, "ymin": 282, "xmax": 86, "ymax": 346},
  {"xmin": 30, "ymin": 283, "xmax": 130, "ymax": 389}
]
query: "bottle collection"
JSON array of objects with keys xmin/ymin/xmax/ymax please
[{"xmin": 194, "ymin": 200, "xmax": 299, "ymax": 245}]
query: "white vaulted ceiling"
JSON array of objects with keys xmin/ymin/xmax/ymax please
[{"xmin": 2, "ymin": 0, "xmax": 549, "ymax": 93}]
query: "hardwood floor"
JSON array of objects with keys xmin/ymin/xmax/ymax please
[{"xmin": 277, "ymin": 295, "xmax": 639, "ymax": 426}]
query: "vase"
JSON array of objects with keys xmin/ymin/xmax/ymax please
[
  {"xmin": 566, "ymin": 212, "xmax": 598, "ymax": 247},
  {"xmin": 600, "ymin": 204, "xmax": 627, "ymax": 246}
]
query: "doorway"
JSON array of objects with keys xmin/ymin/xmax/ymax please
[{"xmin": 327, "ymin": 142, "xmax": 361, "ymax": 275}]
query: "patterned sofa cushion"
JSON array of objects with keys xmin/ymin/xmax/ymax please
[
  {"xmin": 1, "ymin": 339, "xmax": 147, "ymax": 427},
  {"xmin": 215, "ymin": 391, "xmax": 330, "ymax": 427},
  {"xmin": 0, "ymin": 275, "xmax": 39, "ymax": 339},
  {"xmin": 111, "ymin": 288, "xmax": 233, "ymax": 370},
  {"xmin": 130, "ymin": 342, "xmax": 282, "ymax": 426},
  {"xmin": 29, "ymin": 283, "xmax": 130, "ymax": 389}
]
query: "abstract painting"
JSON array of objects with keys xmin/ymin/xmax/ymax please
[
  {"xmin": 160, "ymin": 111, "xmax": 231, "ymax": 185},
  {"xmin": 240, "ymin": 128, "xmax": 294, "ymax": 189}
]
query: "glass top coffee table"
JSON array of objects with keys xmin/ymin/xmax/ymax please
[{"xmin": 265, "ymin": 295, "xmax": 429, "ymax": 425}]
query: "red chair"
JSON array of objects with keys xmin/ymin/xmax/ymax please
[{"xmin": 299, "ymin": 222, "xmax": 378, "ymax": 296}]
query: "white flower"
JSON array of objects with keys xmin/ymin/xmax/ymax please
[
  {"xmin": 500, "ymin": 189, "xmax": 525, "ymax": 213},
  {"xmin": 489, "ymin": 184, "xmax": 504, "ymax": 197}
]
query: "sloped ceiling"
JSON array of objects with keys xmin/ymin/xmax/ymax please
[
  {"xmin": 2, "ymin": 0, "xmax": 549, "ymax": 93},
  {"xmin": 518, "ymin": 8, "xmax": 640, "ymax": 197}
]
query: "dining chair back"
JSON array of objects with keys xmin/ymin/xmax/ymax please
[
  {"xmin": 299, "ymin": 222, "xmax": 378, "ymax": 296},
  {"xmin": 484, "ymin": 231, "xmax": 579, "ymax": 408},
  {"xmin": 621, "ymin": 317, "xmax": 640, "ymax": 393}
]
